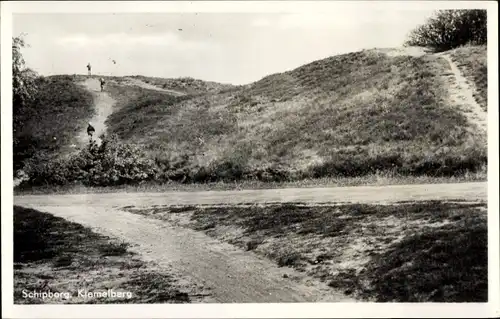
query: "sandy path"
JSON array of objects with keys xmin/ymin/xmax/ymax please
[
  {"xmin": 123, "ymin": 77, "xmax": 186, "ymax": 96},
  {"xmin": 15, "ymin": 182, "xmax": 487, "ymax": 208},
  {"xmin": 75, "ymin": 78, "xmax": 116, "ymax": 146},
  {"xmin": 439, "ymin": 54, "xmax": 488, "ymax": 134},
  {"xmin": 16, "ymin": 204, "xmax": 353, "ymax": 303},
  {"xmin": 376, "ymin": 46, "xmax": 428, "ymax": 57}
]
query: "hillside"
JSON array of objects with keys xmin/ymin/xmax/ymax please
[
  {"xmin": 14, "ymin": 46, "xmax": 488, "ymax": 188},
  {"xmin": 103, "ymin": 46, "xmax": 487, "ymax": 183}
]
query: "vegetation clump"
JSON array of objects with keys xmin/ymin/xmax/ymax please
[{"xmin": 404, "ymin": 10, "xmax": 487, "ymax": 52}]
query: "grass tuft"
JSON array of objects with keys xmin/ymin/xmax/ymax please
[{"xmin": 98, "ymin": 242, "xmax": 129, "ymax": 256}]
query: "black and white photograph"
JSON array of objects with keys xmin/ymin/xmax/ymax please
[{"xmin": 1, "ymin": 1, "xmax": 499, "ymax": 318}]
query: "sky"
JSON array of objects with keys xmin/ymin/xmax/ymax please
[{"xmin": 13, "ymin": 10, "xmax": 435, "ymax": 85}]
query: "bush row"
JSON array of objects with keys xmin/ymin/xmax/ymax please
[
  {"xmin": 23, "ymin": 135, "xmax": 157, "ymax": 187},
  {"xmin": 20, "ymin": 135, "xmax": 487, "ymax": 188}
]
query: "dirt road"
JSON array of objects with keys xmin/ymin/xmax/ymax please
[
  {"xmin": 14, "ymin": 204, "xmax": 353, "ymax": 303},
  {"xmin": 15, "ymin": 182, "xmax": 487, "ymax": 208}
]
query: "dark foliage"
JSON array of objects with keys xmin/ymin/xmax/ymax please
[{"xmin": 405, "ymin": 10, "xmax": 487, "ymax": 52}]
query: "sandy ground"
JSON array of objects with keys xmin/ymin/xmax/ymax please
[
  {"xmin": 122, "ymin": 77, "xmax": 186, "ymax": 96},
  {"xmin": 439, "ymin": 53, "xmax": 488, "ymax": 134},
  {"xmin": 376, "ymin": 46, "xmax": 429, "ymax": 57},
  {"xmin": 15, "ymin": 182, "xmax": 487, "ymax": 208}
]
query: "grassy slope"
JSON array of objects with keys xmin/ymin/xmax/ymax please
[
  {"xmin": 14, "ymin": 206, "xmax": 205, "ymax": 304},
  {"xmin": 13, "ymin": 75, "xmax": 94, "ymax": 171},
  {"xmin": 104, "ymin": 83, "xmax": 186, "ymax": 139},
  {"xmin": 127, "ymin": 201, "xmax": 487, "ymax": 302},
  {"xmin": 447, "ymin": 45, "xmax": 487, "ymax": 111},
  {"xmin": 106, "ymin": 48, "xmax": 487, "ymax": 181}
]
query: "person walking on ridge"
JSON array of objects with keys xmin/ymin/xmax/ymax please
[
  {"xmin": 99, "ymin": 77, "xmax": 106, "ymax": 92},
  {"xmin": 87, "ymin": 63, "xmax": 92, "ymax": 77},
  {"xmin": 87, "ymin": 122, "xmax": 95, "ymax": 140}
]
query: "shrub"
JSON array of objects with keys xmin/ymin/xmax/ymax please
[
  {"xmin": 277, "ymin": 251, "xmax": 303, "ymax": 267},
  {"xmin": 404, "ymin": 10, "xmax": 487, "ymax": 52},
  {"xmin": 209, "ymin": 160, "xmax": 246, "ymax": 182},
  {"xmin": 307, "ymin": 143, "xmax": 486, "ymax": 179},
  {"xmin": 22, "ymin": 135, "xmax": 158, "ymax": 187},
  {"xmin": 246, "ymin": 238, "xmax": 264, "ymax": 251}
]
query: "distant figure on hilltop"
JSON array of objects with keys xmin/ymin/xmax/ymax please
[
  {"xmin": 99, "ymin": 77, "xmax": 106, "ymax": 92},
  {"xmin": 87, "ymin": 63, "xmax": 92, "ymax": 76},
  {"xmin": 87, "ymin": 122, "xmax": 95, "ymax": 139}
]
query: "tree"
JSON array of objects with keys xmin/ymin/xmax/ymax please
[
  {"xmin": 13, "ymin": 35, "xmax": 38, "ymax": 112},
  {"xmin": 13, "ymin": 35, "xmax": 40, "ymax": 172},
  {"xmin": 404, "ymin": 10, "xmax": 487, "ymax": 52}
]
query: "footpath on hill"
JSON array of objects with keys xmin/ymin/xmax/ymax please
[
  {"xmin": 122, "ymin": 77, "xmax": 186, "ymax": 96},
  {"xmin": 378, "ymin": 47, "xmax": 487, "ymax": 135},
  {"xmin": 438, "ymin": 53, "xmax": 488, "ymax": 134},
  {"xmin": 75, "ymin": 77, "xmax": 185, "ymax": 148},
  {"xmin": 75, "ymin": 78, "xmax": 117, "ymax": 147}
]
